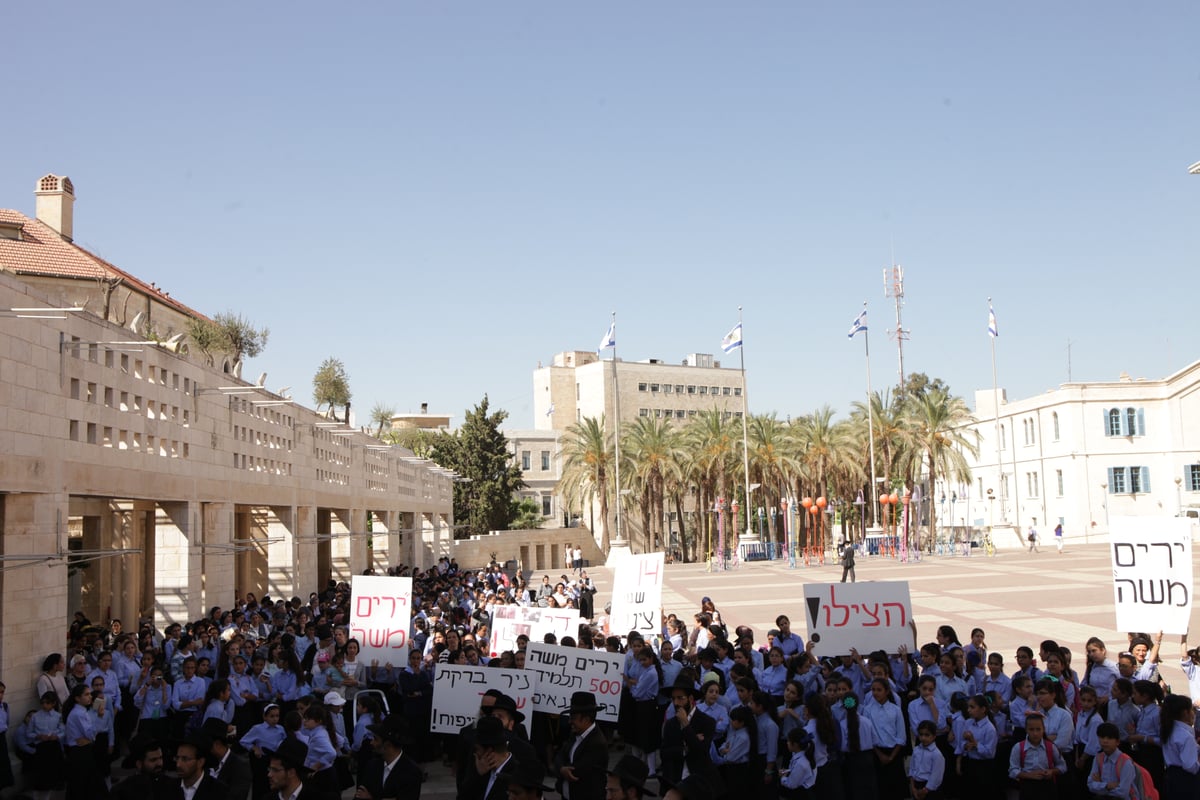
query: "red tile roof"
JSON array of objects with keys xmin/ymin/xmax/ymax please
[{"xmin": 0, "ymin": 208, "xmax": 208, "ymax": 320}]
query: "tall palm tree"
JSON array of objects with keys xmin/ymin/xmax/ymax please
[
  {"xmin": 902, "ymin": 387, "xmax": 980, "ymax": 547},
  {"xmin": 746, "ymin": 413, "xmax": 800, "ymax": 543},
  {"xmin": 623, "ymin": 416, "xmax": 685, "ymax": 554},
  {"xmin": 850, "ymin": 390, "xmax": 918, "ymax": 501},
  {"xmin": 683, "ymin": 409, "xmax": 739, "ymax": 561},
  {"xmin": 792, "ymin": 406, "xmax": 858, "ymax": 550},
  {"xmin": 559, "ymin": 416, "xmax": 613, "ymax": 552},
  {"xmin": 369, "ymin": 403, "xmax": 396, "ymax": 437}
]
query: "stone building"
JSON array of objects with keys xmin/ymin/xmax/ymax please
[{"xmin": 0, "ymin": 175, "xmax": 453, "ymax": 714}]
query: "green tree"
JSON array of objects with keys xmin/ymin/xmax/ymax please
[
  {"xmin": 427, "ymin": 395, "xmax": 525, "ymax": 538},
  {"xmin": 369, "ymin": 403, "xmax": 396, "ymax": 436},
  {"xmin": 746, "ymin": 413, "xmax": 800, "ymax": 543},
  {"xmin": 510, "ymin": 498, "xmax": 544, "ymax": 530},
  {"xmin": 683, "ymin": 409, "xmax": 739, "ymax": 560},
  {"xmin": 380, "ymin": 426, "xmax": 434, "ymax": 457},
  {"xmin": 622, "ymin": 416, "xmax": 685, "ymax": 553},
  {"xmin": 312, "ymin": 357, "xmax": 352, "ymax": 420},
  {"xmin": 560, "ymin": 416, "xmax": 614, "ymax": 553},
  {"xmin": 900, "ymin": 386, "xmax": 979, "ymax": 548},
  {"xmin": 185, "ymin": 311, "xmax": 268, "ymax": 368}
]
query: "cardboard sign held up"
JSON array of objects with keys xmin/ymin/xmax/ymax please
[{"xmin": 803, "ymin": 581, "xmax": 913, "ymax": 656}]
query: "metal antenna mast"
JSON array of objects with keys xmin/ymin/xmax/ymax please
[{"xmin": 884, "ymin": 264, "xmax": 910, "ymax": 390}]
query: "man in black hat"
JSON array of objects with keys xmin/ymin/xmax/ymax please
[
  {"xmin": 456, "ymin": 691, "xmax": 535, "ymax": 793},
  {"xmin": 355, "ymin": 712, "xmax": 422, "ymax": 800},
  {"xmin": 202, "ymin": 717, "xmax": 252, "ymax": 800},
  {"xmin": 607, "ymin": 754, "xmax": 657, "ymax": 800},
  {"xmin": 499, "ymin": 759, "xmax": 556, "ymax": 800},
  {"xmin": 553, "ymin": 691, "xmax": 608, "ymax": 800},
  {"xmin": 262, "ymin": 736, "xmax": 320, "ymax": 800},
  {"xmin": 462, "ymin": 715, "xmax": 519, "ymax": 800},
  {"xmin": 659, "ymin": 675, "xmax": 719, "ymax": 794}
]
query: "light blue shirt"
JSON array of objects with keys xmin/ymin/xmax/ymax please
[
  {"xmin": 64, "ymin": 705, "xmax": 95, "ymax": 745},
  {"xmin": 934, "ymin": 674, "xmax": 969, "ymax": 706},
  {"xmin": 908, "ymin": 695, "xmax": 950, "ymax": 737},
  {"xmin": 1106, "ymin": 698, "xmax": 1140, "ymax": 741},
  {"xmin": 909, "ymin": 742, "xmax": 945, "ymax": 790},
  {"xmin": 1164, "ymin": 720, "xmax": 1200, "ymax": 773},
  {"xmin": 696, "ymin": 701, "xmax": 729, "ymax": 739},
  {"xmin": 1087, "ymin": 751, "xmax": 1137, "ymax": 798},
  {"xmin": 756, "ymin": 712, "xmax": 779, "ymax": 764},
  {"xmin": 631, "ymin": 668, "xmax": 659, "ymax": 702},
  {"xmin": 780, "ymin": 750, "xmax": 816, "ymax": 790},
  {"xmin": 135, "ymin": 681, "xmax": 171, "ymax": 719},
  {"xmin": 170, "ymin": 676, "xmax": 205, "ymax": 712},
  {"xmin": 712, "ymin": 725, "xmax": 751, "ymax": 765},
  {"xmin": 1008, "ymin": 738, "xmax": 1067, "ymax": 779},
  {"xmin": 957, "ymin": 716, "xmax": 997, "ymax": 759},
  {"xmin": 862, "ymin": 698, "xmax": 905, "ymax": 748},
  {"xmin": 303, "ymin": 725, "xmax": 337, "ymax": 771},
  {"xmin": 239, "ymin": 721, "xmax": 285, "ymax": 752},
  {"xmin": 30, "ymin": 709, "xmax": 64, "ymax": 740}
]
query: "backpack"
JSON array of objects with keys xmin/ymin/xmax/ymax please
[
  {"xmin": 1017, "ymin": 738, "xmax": 1058, "ymax": 780},
  {"xmin": 1094, "ymin": 750, "xmax": 1157, "ymax": 800}
]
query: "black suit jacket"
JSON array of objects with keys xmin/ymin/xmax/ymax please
[
  {"xmin": 358, "ymin": 751, "xmax": 423, "ymax": 800},
  {"xmin": 659, "ymin": 706, "xmax": 719, "ymax": 792},
  {"xmin": 254, "ymin": 783, "xmax": 325, "ymax": 800},
  {"xmin": 212, "ymin": 750, "xmax": 253, "ymax": 800},
  {"xmin": 460, "ymin": 752, "xmax": 520, "ymax": 800},
  {"xmin": 553, "ymin": 726, "xmax": 609, "ymax": 800},
  {"xmin": 160, "ymin": 773, "xmax": 232, "ymax": 800}
]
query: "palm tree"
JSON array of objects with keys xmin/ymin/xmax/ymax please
[
  {"xmin": 623, "ymin": 416, "xmax": 686, "ymax": 554},
  {"xmin": 369, "ymin": 403, "xmax": 396, "ymax": 436},
  {"xmin": 683, "ymin": 409, "xmax": 740, "ymax": 561},
  {"xmin": 560, "ymin": 416, "xmax": 614, "ymax": 552},
  {"xmin": 902, "ymin": 387, "xmax": 980, "ymax": 548},
  {"xmin": 850, "ymin": 390, "xmax": 918, "ymax": 507},
  {"xmin": 792, "ymin": 406, "xmax": 858, "ymax": 551},
  {"xmin": 746, "ymin": 413, "xmax": 800, "ymax": 544}
]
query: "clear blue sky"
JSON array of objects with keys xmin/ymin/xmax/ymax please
[{"xmin": 5, "ymin": 3, "xmax": 1198, "ymax": 427}]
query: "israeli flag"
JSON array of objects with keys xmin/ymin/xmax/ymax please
[
  {"xmin": 988, "ymin": 305, "xmax": 999, "ymax": 338},
  {"xmin": 847, "ymin": 308, "xmax": 867, "ymax": 339},
  {"xmin": 721, "ymin": 323, "xmax": 743, "ymax": 353},
  {"xmin": 598, "ymin": 321, "xmax": 616, "ymax": 352}
]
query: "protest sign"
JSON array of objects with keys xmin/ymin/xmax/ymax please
[
  {"xmin": 802, "ymin": 581, "xmax": 913, "ymax": 655},
  {"xmin": 489, "ymin": 606, "xmax": 580, "ymax": 658},
  {"xmin": 349, "ymin": 575, "xmax": 412, "ymax": 665},
  {"xmin": 430, "ymin": 665, "xmax": 534, "ymax": 735},
  {"xmin": 609, "ymin": 552, "xmax": 664, "ymax": 637},
  {"xmin": 1110, "ymin": 516, "xmax": 1193, "ymax": 634},
  {"xmin": 525, "ymin": 642, "xmax": 623, "ymax": 723}
]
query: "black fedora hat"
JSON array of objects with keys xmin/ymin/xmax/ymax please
[
  {"xmin": 475, "ymin": 715, "xmax": 507, "ymax": 749},
  {"xmin": 200, "ymin": 717, "xmax": 232, "ymax": 742},
  {"xmin": 498, "ymin": 759, "xmax": 555, "ymax": 793},
  {"xmin": 367, "ymin": 713, "xmax": 413, "ymax": 746},
  {"xmin": 566, "ymin": 691, "xmax": 601, "ymax": 714},
  {"xmin": 264, "ymin": 736, "xmax": 310, "ymax": 772},
  {"xmin": 491, "ymin": 692, "xmax": 526, "ymax": 723},
  {"xmin": 608, "ymin": 755, "xmax": 658, "ymax": 797},
  {"xmin": 667, "ymin": 675, "xmax": 700, "ymax": 699}
]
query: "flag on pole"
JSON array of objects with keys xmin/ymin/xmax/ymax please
[
  {"xmin": 847, "ymin": 308, "xmax": 868, "ymax": 339},
  {"xmin": 598, "ymin": 321, "xmax": 616, "ymax": 352},
  {"xmin": 721, "ymin": 323, "xmax": 743, "ymax": 353},
  {"xmin": 987, "ymin": 304, "xmax": 999, "ymax": 338}
]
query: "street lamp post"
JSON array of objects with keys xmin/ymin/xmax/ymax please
[
  {"xmin": 987, "ymin": 488, "xmax": 995, "ymax": 548},
  {"xmin": 1100, "ymin": 483, "xmax": 1109, "ymax": 531},
  {"xmin": 816, "ymin": 496, "xmax": 828, "ymax": 564},
  {"xmin": 800, "ymin": 497, "xmax": 813, "ymax": 565},
  {"xmin": 730, "ymin": 498, "xmax": 740, "ymax": 569},
  {"xmin": 715, "ymin": 496, "xmax": 726, "ymax": 571},
  {"xmin": 782, "ymin": 499, "xmax": 794, "ymax": 569},
  {"xmin": 1176, "ymin": 477, "xmax": 1184, "ymax": 517},
  {"xmin": 900, "ymin": 489, "xmax": 912, "ymax": 563}
]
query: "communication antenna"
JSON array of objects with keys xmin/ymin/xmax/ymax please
[{"xmin": 884, "ymin": 264, "xmax": 910, "ymax": 389}]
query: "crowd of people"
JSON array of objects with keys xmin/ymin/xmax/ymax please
[{"xmin": 4, "ymin": 554, "xmax": 1200, "ymax": 800}]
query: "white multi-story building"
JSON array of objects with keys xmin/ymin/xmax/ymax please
[
  {"xmin": 504, "ymin": 428, "xmax": 563, "ymax": 525},
  {"xmin": 533, "ymin": 350, "xmax": 746, "ymax": 432},
  {"xmin": 943, "ymin": 361, "xmax": 1200, "ymax": 546}
]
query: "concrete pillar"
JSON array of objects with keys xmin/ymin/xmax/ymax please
[
  {"xmin": 330, "ymin": 509, "xmax": 352, "ymax": 582},
  {"xmin": 295, "ymin": 505, "xmax": 317, "ymax": 599},
  {"xmin": 202, "ymin": 502, "xmax": 234, "ymax": 614},
  {"xmin": 266, "ymin": 506, "xmax": 298, "ymax": 601},
  {"xmin": 0, "ymin": 492, "xmax": 70, "ymax": 715},
  {"xmin": 438, "ymin": 513, "xmax": 452, "ymax": 560},
  {"xmin": 385, "ymin": 511, "xmax": 404, "ymax": 571},
  {"xmin": 154, "ymin": 501, "xmax": 202, "ymax": 626},
  {"xmin": 349, "ymin": 508, "xmax": 368, "ymax": 576},
  {"xmin": 110, "ymin": 502, "xmax": 140, "ymax": 628},
  {"xmin": 419, "ymin": 512, "xmax": 436, "ymax": 570}
]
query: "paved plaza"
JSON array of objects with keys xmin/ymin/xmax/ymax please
[{"xmin": 584, "ymin": 542, "xmax": 1199, "ymax": 688}]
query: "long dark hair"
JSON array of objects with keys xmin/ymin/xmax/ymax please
[
  {"xmin": 1161, "ymin": 694, "xmax": 1191, "ymax": 745},
  {"xmin": 803, "ymin": 693, "xmax": 838, "ymax": 748},
  {"xmin": 62, "ymin": 683, "xmax": 89, "ymax": 722},
  {"xmin": 729, "ymin": 704, "xmax": 757, "ymax": 757},
  {"xmin": 842, "ymin": 692, "xmax": 864, "ymax": 752}
]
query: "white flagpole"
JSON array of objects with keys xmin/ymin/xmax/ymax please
[
  {"xmin": 862, "ymin": 302, "xmax": 878, "ymax": 530},
  {"xmin": 989, "ymin": 297, "xmax": 1004, "ymax": 523},
  {"xmin": 737, "ymin": 307, "xmax": 753, "ymax": 549},
  {"xmin": 609, "ymin": 311, "xmax": 626, "ymax": 548}
]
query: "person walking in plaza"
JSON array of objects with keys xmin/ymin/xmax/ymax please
[
  {"xmin": 1026, "ymin": 520, "xmax": 1040, "ymax": 553},
  {"xmin": 839, "ymin": 539, "xmax": 856, "ymax": 583},
  {"xmin": 1053, "ymin": 523, "xmax": 1064, "ymax": 554}
]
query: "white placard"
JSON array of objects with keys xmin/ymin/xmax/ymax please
[
  {"xmin": 489, "ymin": 606, "xmax": 581, "ymax": 658},
  {"xmin": 1110, "ymin": 516, "xmax": 1193, "ymax": 634},
  {"xmin": 349, "ymin": 575, "xmax": 413, "ymax": 666},
  {"xmin": 525, "ymin": 642, "xmax": 623, "ymax": 723},
  {"xmin": 429, "ymin": 665, "xmax": 534, "ymax": 735},
  {"xmin": 609, "ymin": 552, "xmax": 664, "ymax": 636},
  {"xmin": 803, "ymin": 581, "xmax": 913, "ymax": 656}
]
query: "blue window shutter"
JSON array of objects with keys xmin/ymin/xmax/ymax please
[
  {"xmin": 1137, "ymin": 408, "xmax": 1145, "ymax": 436},
  {"xmin": 1141, "ymin": 466, "xmax": 1150, "ymax": 493},
  {"xmin": 1102, "ymin": 408, "xmax": 1111, "ymax": 436},
  {"xmin": 1106, "ymin": 467, "xmax": 1114, "ymax": 491}
]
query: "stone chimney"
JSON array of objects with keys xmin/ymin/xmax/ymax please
[{"xmin": 35, "ymin": 174, "xmax": 75, "ymax": 242}]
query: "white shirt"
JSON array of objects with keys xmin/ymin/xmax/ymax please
[
  {"xmin": 181, "ymin": 773, "xmax": 207, "ymax": 800},
  {"xmin": 485, "ymin": 752, "xmax": 513, "ymax": 799},
  {"xmin": 382, "ymin": 751, "xmax": 404, "ymax": 786}
]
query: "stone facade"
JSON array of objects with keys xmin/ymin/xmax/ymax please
[
  {"xmin": 504, "ymin": 428, "xmax": 563, "ymax": 524},
  {"xmin": 940, "ymin": 362, "xmax": 1200, "ymax": 547},
  {"xmin": 0, "ymin": 269, "xmax": 452, "ymax": 717}
]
